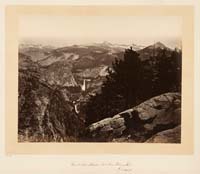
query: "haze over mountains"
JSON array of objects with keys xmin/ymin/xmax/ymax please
[
  {"xmin": 20, "ymin": 39, "xmax": 181, "ymax": 51},
  {"xmin": 19, "ymin": 40, "xmax": 181, "ymax": 61},
  {"xmin": 19, "ymin": 41, "xmax": 181, "ymax": 100}
]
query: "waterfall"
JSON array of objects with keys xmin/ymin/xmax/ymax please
[
  {"xmin": 81, "ymin": 79, "xmax": 91, "ymax": 92},
  {"xmin": 74, "ymin": 103, "xmax": 79, "ymax": 114},
  {"xmin": 81, "ymin": 79, "xmax": 86, "ymax": 91}
]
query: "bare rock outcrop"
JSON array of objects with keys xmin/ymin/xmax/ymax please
[
  {"xmin": 86, "ymin": 92, "xmax": 181, "ymax": 142},
  {"xmin": 145, "ymin": 125, "xmax": 181, "ymax": 143}
]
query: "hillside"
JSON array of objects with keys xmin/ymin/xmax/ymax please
[{"xmin": 18, "ymin": 70, "xmax": 84, "ymax": 142}]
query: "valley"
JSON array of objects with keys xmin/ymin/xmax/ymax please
[{"xmin": 18, "ymin": 41, "xmax": 182, "ymax": 143}]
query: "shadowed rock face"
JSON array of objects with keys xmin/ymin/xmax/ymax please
[
  {"xmin": 18, "ymin": 71, "xmax": 84, "ymax": 142},
  {"xmin": 85, "ymin": 92, "xmax": 181, "ymax": 142},
  {"xmin": 145, "ymin": 125, "xmax": 181, "ymax": 143}
]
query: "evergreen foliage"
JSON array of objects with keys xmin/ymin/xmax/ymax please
[{"xmin": 85, "ymin": 47, "xmax": 182, "ymax": 125}]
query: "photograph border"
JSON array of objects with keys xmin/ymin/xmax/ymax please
[{"xmin": 5, "ymin": 5, "xmax": 194, "ymax": 154}]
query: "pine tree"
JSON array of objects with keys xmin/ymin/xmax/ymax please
[
  {"xmin": 154, "ymin": 49, "xmax": 182, "ymax": 94},
  {"xmin": 85, "ymin": 48, "xmax": 142, "ymax": 125}
]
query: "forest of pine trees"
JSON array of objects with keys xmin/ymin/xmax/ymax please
[{"xmin": 85, "ymin": 48, "xmax": 182, "ymax": 125}]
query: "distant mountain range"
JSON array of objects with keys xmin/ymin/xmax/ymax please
[
  {"xmin": 19, "ymin": 41, "xmax": 180, "ymax": 98},
  {"xmin": 19, "ymin": 41, "xmax": 176, "ymax": 66}
]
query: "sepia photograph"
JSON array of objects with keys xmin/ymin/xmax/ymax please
[
  {"xmin": 18, "ymin": 15, "xmax": 182, "ymax": 143},
  {"xmin": 2, "ymin": 3, "xmax": 199, "ymax": 174}
]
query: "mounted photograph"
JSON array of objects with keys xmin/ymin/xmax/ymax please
[{"xmin": 18, "ymin": 15, "xmax": 182, "ymax": 143}]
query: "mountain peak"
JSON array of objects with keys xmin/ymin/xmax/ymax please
[
  {"xmin": 153, "ymin": 42, "xmax": 167, "ymax": 49},
  {"xmin": 102, "ymin": 41, "xmax": 113, "ymax": 46}
]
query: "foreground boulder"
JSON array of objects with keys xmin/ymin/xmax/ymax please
[
  {"xmin": 86, "ymin": 92, "xmax": 181, "ymax": 142},
  {"xmin": 145, "ymin": 125, "xmax": 181, "ymax": 143}
]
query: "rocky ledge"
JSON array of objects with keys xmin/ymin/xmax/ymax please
[{"xmin": 86, "ymin": 92, "xmax": 181, "ymax": 143}]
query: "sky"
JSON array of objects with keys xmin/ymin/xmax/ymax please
[{"xmin": 19, "ymin": 15, "xmax": 182, "ymax": 48}]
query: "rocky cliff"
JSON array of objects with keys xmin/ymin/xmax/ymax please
[
  {"xmin": 18, "ymin": 70, "xmax": 84, "ymax": 142},
  {"xmin": 85, "ymin": 92, "xmax": 181, "ymax": 143}
]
